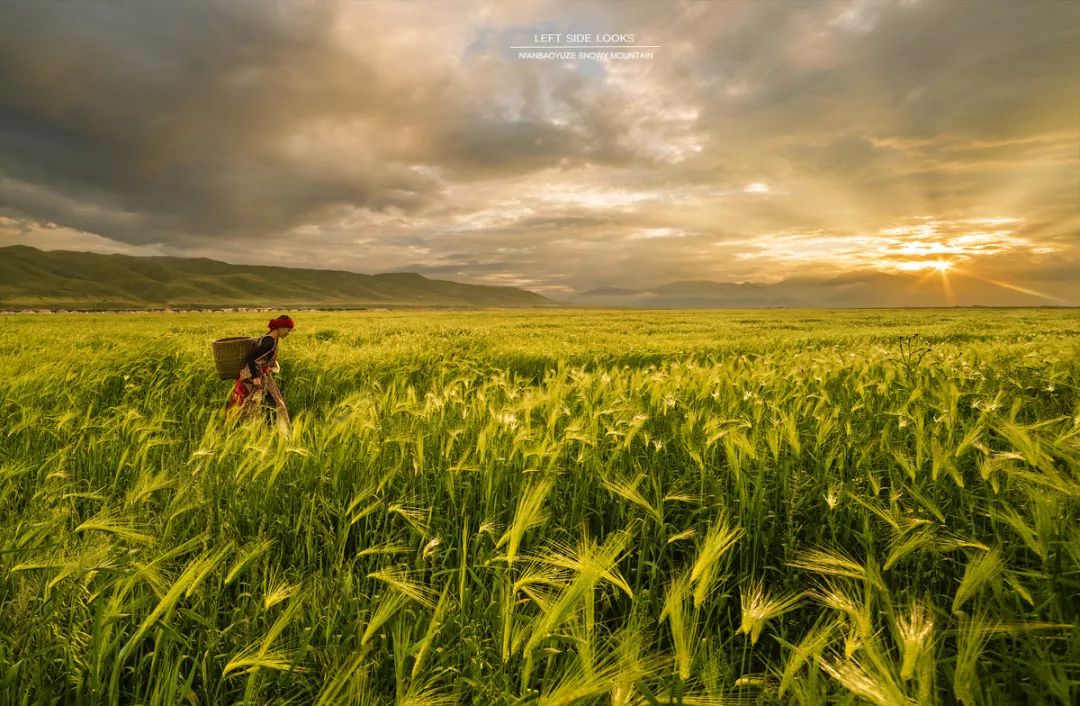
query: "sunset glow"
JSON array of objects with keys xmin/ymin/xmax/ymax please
[
  {"xmin": 0, "ymin": 0, "xmax": 1075, "ymax": 306},
  {"xmin": 894, "ymin": 260, "xmax": 954, "ymax": 273}
]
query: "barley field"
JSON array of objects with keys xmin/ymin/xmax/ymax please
[{"xmin": 1, "ymin": 309, "xmax": 1077, "ymax": 705}]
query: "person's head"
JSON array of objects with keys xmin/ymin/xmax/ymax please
[{"xmin": 268, "ymin": 314, "xmax": 294, "ymax": 337}]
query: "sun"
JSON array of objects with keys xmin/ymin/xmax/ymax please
[
  {"xmin": 892, "ymin": 258, "xmax": 957, "ymax": 304},
  {"xmin": 892, "ymin": 260, "xmax": 955, "ymax": 272}
]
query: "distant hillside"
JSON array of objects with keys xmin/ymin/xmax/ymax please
[
  {"xmin": 573, "ymin": 280, "xmax": 801, "ymax": 308},
  {"xmin": 0, "ymin": 245, "xmax": 557, "ymax": 310},
  {"xmin": 570, "ymin": 273, "xmax": 1072, "ymax": 308}
]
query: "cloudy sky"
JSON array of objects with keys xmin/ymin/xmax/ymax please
[{"xmin": 1, "ymin": 0, "xmax": 1077, "ymax": 304}]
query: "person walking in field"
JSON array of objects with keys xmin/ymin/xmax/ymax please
[{"xmin": 226, "ymin": 314, "xmax": 294, "ymax": 426}]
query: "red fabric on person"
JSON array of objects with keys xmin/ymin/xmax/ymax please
[
  {"xmin": 269, "ymin": 317, "xmax": 294, "ymax": 330},
  {"xmin": 227, "ymin": 364, "xmax": 271, "ymax": 410}
]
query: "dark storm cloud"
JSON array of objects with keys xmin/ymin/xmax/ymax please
[
  {"xmin": 0, "ymin": 0, "xmax": 446, "ymax": 243},
  {"xmin": 436, "ymin": 117, "xmax": 589, "ymax": 176},
  {"xmin": 678, "ymin": 0, "xmax": 1078, "ymax": 142},
  {"xmin": 0, "ymin": 0, "xmax": 662, "ymax": 242},
  {"xmin": 655, "ymin": 1, "xmax": 1077, "ymax": 178}
]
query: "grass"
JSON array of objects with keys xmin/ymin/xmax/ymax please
[{"xmin": 0, "ymin": 308, "xmax": 1078, "ymax": 704}]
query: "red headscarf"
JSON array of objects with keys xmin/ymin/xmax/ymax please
[{"xmin": 269, "ymin": 315, "xmax": 295, "ymax": 330}]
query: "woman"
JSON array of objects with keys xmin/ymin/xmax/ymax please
[{"xmin": 226, "ymin": 314, "xmax": 294, "ymax": 425}]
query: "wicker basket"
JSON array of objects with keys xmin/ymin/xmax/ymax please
[{"xmin": 212, "ymin": 336, "xmax": 257, "ymax": 380}]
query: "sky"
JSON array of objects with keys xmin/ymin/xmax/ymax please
[{"xmin": 0, "ymin": 0, "xmax": 1077, "ymax": 305}]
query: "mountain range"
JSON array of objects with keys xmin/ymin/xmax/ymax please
[
  {"xmin": 1, "ymin": 245, "xmax": 1069, "ymax": 310},
  {"xmin": 568, "ymin": 274, "xmax": 1069, "ymax": 308},
  {"xmin": 0, "ymin": 245, "xmax": 556, "ymax": 310}
]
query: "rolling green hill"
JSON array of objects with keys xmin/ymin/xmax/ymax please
[{"xmin": 0, "ymin": 245, "xmax": 557, "ymax": 309}]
